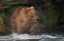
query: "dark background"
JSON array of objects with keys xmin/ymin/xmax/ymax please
[{"xmin": 0, "ymin": 0, "xmax": 64, "ymax": 35}]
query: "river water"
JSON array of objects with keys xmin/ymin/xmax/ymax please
[{"xmin": 0, "ymin": 33, "xmax": 64, "ymax": 41}]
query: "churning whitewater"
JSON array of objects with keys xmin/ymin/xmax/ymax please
[
  {"xmin": 0, "ymin": 33, "xmax": 58, "ymax": 39},
  {"xmin": 0, "ymin": 33, "xmax": 64, "ymax": 41}
]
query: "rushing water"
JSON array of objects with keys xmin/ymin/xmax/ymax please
[{"xmin": 0, "ymin": 33, "xmax": 64, "ymax": 41}]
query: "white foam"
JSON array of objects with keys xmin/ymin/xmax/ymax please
[
  {"xmin": 11, "ymin": 33, "xmax": 58, "ymax": 39},
  {"xmin": 41, "ymin": 35, "xmax": 57, "ymax": 39},
  {"xmin": 0, "ymin": 33, "xmax": 58, "ymax": 40},
  {"xmin": 12, "ymin": 33, "xmax": 41, "ymax": 39}
]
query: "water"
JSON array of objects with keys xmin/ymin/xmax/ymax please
[{"xmin": 0, "ymin": 33, "xmax": 64, "ymax": 41}]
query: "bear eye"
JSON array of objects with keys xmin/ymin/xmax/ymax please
[{"xmin": 31, "ymin": 16, "xmax": 33, "ymax": 18}]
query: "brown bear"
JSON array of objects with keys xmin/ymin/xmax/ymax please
[{"xmin": 10, "ymin": 6, "xmax": 40, "ymax": 35}]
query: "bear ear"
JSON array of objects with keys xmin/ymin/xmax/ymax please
[{"xmin": 30, "ymin": 6, "xmax": 34, "ymax": 9}]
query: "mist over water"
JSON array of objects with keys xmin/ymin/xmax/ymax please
[{"xmin": 0, "ymin": 33, "xmax": 64, "ymax": 41}]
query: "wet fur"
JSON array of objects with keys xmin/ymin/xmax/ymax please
[{"xmin": 10, "ymin": 6, "xmax": 40, "ymax": 35}]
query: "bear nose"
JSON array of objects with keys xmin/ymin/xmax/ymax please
[{"xmin": 37, "ymin": 19, "xmax": 39, "ymax": 21}]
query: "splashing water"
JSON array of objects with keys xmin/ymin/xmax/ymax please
[
  {"xmin": 11, "ymin": 33, "xmax": 57, "ymax": 39},
  {"xmin": 0, "ymin": 33, "xmax": 64, "ymax": 41}
]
